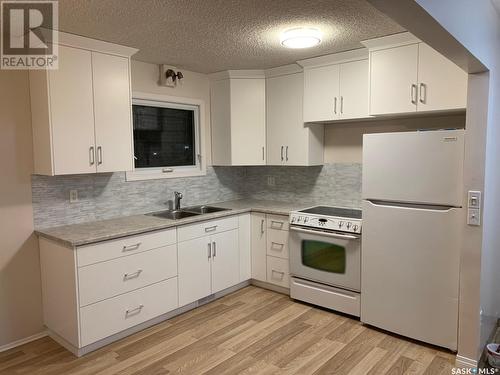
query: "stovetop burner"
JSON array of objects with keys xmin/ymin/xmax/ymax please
[{"xmin": 299, "ymin": 206, "xmax": 362, "ymax": 219}]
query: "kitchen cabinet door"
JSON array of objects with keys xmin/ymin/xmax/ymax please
[
  {"xmin": 238, "ymin": 214, "xmax": 252, "ymax": 281},
  {"xmin": 266, "ymin": 72, "xmax": 306, "ymax": 165},
  {"xmin": 303, "ymin": 64, "xmax": 340, "ymax": 122},
  {"xmin": 417, "ymin": 43, "xmax": 467, "ymax": 112},
  {"xmin": 230, "ymin": 79, "xmax": 266, "ymax": 165},
  {"xmin": 92, "ymin": 52, "xmax": 134, "ymax": 173},
  {"xmin": 251, "ymin": 213, "xmax": 267, "ymax": 282},
  {"xmin": 48, "ymin": 45, "xmax": 96, "ymax": 175},
  {"xmin": 178, "ymin": 236, "xmax": 212, "ymax": 306},
  {"xmin": 339, "ymin": 59, "xmax": 369, "ymax": 120},
  {"xmin": 211, "ymin": 229, "xmax": 240, "ymax": 294},
  {"xmin": 369, "ymin": 44, "xmax": 418, "ymax": 115}
]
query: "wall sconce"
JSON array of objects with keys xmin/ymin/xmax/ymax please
[
  {"xmin": 165, "ymin": 69, "xmax": 184, "ymax": 82},
  {"xmin": 160, "ymin": 65, "xmax": 183, "ymax": 87}
]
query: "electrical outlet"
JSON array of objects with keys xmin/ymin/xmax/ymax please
[
  {"xmin": 267, "ymin": 176, "xmax": 276, "ymax": 187},
  {"xmin": 69, "ymin": 189, "xmax": 78, "ymax": 203}
]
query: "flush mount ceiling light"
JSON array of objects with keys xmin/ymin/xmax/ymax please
[{"xmin": 280, "ymin": 28, "xmax": 322, "ymax": 49}]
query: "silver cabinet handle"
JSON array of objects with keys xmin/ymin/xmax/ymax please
[
  {"xmin": 271, "ymin": 270, "xmax": 285, "ymax": 279},
  {"xmin": 262, "ymin": 146, "xmax": 265, "ymax": 161},
  {"xmin": 411, "ymin": 84, "xmax": 417, "ymax": 104},
  {"xmin": 271, "ymin": 242, "xmax": 284, "ymax": 249},
  {"xmin": 280, "ymin": 146, "xmax": 284, "ymax": 161},
  {"xmin": 122, "ymin": 242, "xmax": 141, "ymax": 251},
  {"xmin": 125, "ymin": 304, "xmax": 144, "ymax": 317},
  {"xmin": 208, "ymin": 242, "xmax": 211, "ymax": 259},
  {"xmin": 97, "ymin": 146, "xmax": 103, "ymax": 165},
  {"xmin": 260, "ymin": 219, "xmax": 264, "ymax": 235},
  {"xmin": 340, "ymin": 96, "xmax": 344, "ymax": 114},
  {"xmin": 419, "ymin": 83, "xmax": 426, "ymax": 104},
  {"xmin": 270, "ymin": 220, "xmax": 284, "ymax": 229},
  {"xmin": 205, "ymin": 225, "xmax": 217, "ymax": 233},
  {"xmin": 285, "ymin": 146, "xmax": 288, "ymax": 162},
  {"xmin": 212, "ymin": 241, "xmax": 216, "ymax": 258},
  {"xmin": 123, "ymin": 269, "xmax": 142, "ymax": 280},
  {"xmin": 334, "ymin": 97, "xmax": 338, "ymax": 114},
  {"xmin": 89, "ymin": 146, "xmax": 95, "ymax": 166}
]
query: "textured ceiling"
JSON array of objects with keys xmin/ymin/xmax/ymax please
[{"xmin": 57, "ymin": 0, "xmax": 404, "ymax": 73}]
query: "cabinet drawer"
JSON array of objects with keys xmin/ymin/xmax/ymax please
[
  {"xmin": 266, "ymin": 256, "xmax": 290, "ymax": 288},
  {"xmin": 78, "ymin": 245, "xmax": 177, "ymax": 306},
  {"xmin": 177, "ymin": 216, "xmax": 238, "ymax": 242},
  {"xmin": 267, "ymin": 214, "xmax": 289, "ymax": 231},
  {"xmin": 79, "ymin": 278, "xmax": 178, "ymax": 346},
  {"xmin": 266, "ymin": 228, "xmax": 289, "ymax": 259},
  {"xmin": 77, "ymin": 229, "xmax": 176, "ymax": 267}
]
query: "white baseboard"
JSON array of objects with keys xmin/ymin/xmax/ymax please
[
  {"xmin": 455, "ymin": 354, "xmax": 478, "ymax": 368},
  {"xmin": 0, "ymin": 331, "xmax": 48, "ymax": 353}
]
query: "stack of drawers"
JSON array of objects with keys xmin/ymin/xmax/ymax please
[
  {"xmin": 265, "ymin": 214, "xmax": 290, "ymax": 288},
  {"xmin": 76, "ymin": 229, "xmax": 178, "ymax": 346}
]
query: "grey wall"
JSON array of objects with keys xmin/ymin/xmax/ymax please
[{"xmin": 32, "ymin": 163, "xmax": 362, "ymax": 228}]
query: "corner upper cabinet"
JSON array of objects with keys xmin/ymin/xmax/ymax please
[
  {"xmin": 301, "ymin": 50, "xmax": 370, "ymax": 123},
  {"xmin": 29, "ymin": 33, "xmax": 138, "ymax": 175},
  {"xmin": 266, "ymin": 65, "xmax": 324, "ymax": 166},
  {"xmin": 365, "ymin": 33, "xmax": 467, "ymax": 116},
  {"xmin": 210, "ymin": 71, "xmax": 266, "ymax": 166}
]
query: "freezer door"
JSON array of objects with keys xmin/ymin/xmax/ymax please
[
  {"xmin": 360, "ymin": 200, "xmax": 462, "ymax": 350},
  {"xmin": 362, "ymin": 129, "xmax": 464, "ymax": 206}
]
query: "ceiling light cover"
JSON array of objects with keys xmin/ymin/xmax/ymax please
[{"xmin": 280, "ymin": 28, "xmax": 322, "ymax": 49}]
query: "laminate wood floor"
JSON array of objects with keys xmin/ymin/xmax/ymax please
[{"xmin": 0, "ymin": 286, "xmax": 456, "ymax": 375}]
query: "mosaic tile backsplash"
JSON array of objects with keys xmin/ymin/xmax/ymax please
[{"xmin": 31, "ymin": 163, "xmax": 362, "ymax": 228}]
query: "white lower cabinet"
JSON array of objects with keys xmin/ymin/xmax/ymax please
[
  {"xmin": 211, "ymin": 230, "xmax": 240, "ymax": 293},
  {"xmin": 80, "ymin": 278, "xmax": 178, "ymax": 346},
  {"xmin": 178, "ymin": 216, "xmax": 241, "ymax": 307},
  {"xmin": 178, "ymin": 236, "xmax": 213, "ymax": 306},
  {"xmin": 251, "ymin": 213, "xmax": 290, "ymax": 288},
  {"xmin": 38, "ymin": 214, "xmax": 252, "ymax": 354},
  {"xmin": 251, "ymin": 213, "xmax": 267, "ymax": 282}
]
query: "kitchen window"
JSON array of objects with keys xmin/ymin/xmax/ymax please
[{"xmin": 126, "ymin": 94, "xmax": 205, "ymax": 180}]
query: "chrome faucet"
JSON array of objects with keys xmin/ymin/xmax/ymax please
[{"xmin": 174, "ymin": 191, "xmax": 183, "ymax": 210}]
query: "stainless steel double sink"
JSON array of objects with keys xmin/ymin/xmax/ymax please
[{"xmin": 147, "ymin": 205, "xmax": 230, "ymax": 220}]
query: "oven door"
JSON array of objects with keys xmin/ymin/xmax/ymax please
[{"xmin": 289, "ymin": 226, "xmax": 361, "ymax": 292}]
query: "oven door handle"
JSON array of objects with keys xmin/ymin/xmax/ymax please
[{"xmin": 290, "ymin": 226, "xmax": 360, "ymax": 240}]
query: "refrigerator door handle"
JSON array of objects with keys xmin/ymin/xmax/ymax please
[{"xmin": 365, "ymin": 199, "xmax": 460, "ymax": 211}]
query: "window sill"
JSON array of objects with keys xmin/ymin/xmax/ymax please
[{"xmin": 125, "ymin": 168, "xmax": 207, "ymax": 181}]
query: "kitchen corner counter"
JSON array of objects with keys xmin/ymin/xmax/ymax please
[{"xmin": 35, "ymin": 199, "xmax": 308, "ymax": 248}]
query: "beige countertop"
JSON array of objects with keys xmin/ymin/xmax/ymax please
[{"xmin": 35, "ymin": 199, "xmax": 312, "ymax": 248}]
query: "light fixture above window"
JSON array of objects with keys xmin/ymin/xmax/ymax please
[{"xmin": 280, "ymin": 28, "xmax": 322, "ymax": 49}]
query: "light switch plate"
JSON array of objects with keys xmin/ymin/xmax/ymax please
[
  {"xmin": 467, "ymin": 208, "xmax": 481, "ymax": 226},
  {"xmin": 468, "ymin": 191, "xmax": 481, "ymax": 209}
]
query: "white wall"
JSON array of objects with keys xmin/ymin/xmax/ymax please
[
  {"xmin": 130, "ymin": 61, "xmax": 212, "ymax": 165},
  {"xmin": 0, "ymin": 71, "xmax": 44, "ymax": 348},
  {"xmin": 323, "ymin": 114, "xmax": 465, "ymax": 163},
  {"xmin": 416, "ymin": 0, "xmax": 500, "ymax": 361}
]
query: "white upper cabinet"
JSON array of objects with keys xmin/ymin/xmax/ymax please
[
  {"xmin": 44, "ymin": 46, "xmax": 96, "ymax": 175},
  {"xmin": 91, "ymin": 52, "xmax": 133, "ymax": 173},
  {"xmin": 364, "ymin": 33, "xmax": 467, "ymax": 116},
  {"xmin": 369, "ymin": 43, "xmax": 419, "ymax": 115},
  {"xmin": 303, "ymin": 64, "xmax": 340, "ymax": 122},
  {"xmin": 301, "ymin": 50, "xmax": 370, "ymax": 123},
  {"xmin": 417, "ymin": 43, "xmax": 467, "ymax": 112},
  {"xmin": 266, "ymin": 65, "xmax": 324, "ymax": 166},
  {"xmin": 29, "ymin": 33, "xmax": 137, "ymax": 176},
  {"xmin": 210, "ymin": 71, "xmax": 266, "ymax": 166}
]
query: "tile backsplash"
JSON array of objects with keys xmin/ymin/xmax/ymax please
[{"xmin": 32, "ymin": 163, "xmax": 362, "ymax": 228}]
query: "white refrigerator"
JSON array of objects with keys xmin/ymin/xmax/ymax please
[{"xmin": 361, "ymin": 129, "xmax": 464, "ymax": 350}]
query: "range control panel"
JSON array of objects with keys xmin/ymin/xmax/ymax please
[{"xmin": 289, "ymin": 213, "xmax": 362, "ymax": 234}]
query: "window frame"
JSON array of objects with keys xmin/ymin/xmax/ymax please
[{"xmin": 126, "ymin": 91, "xmax": 206, "ymax": 181}]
